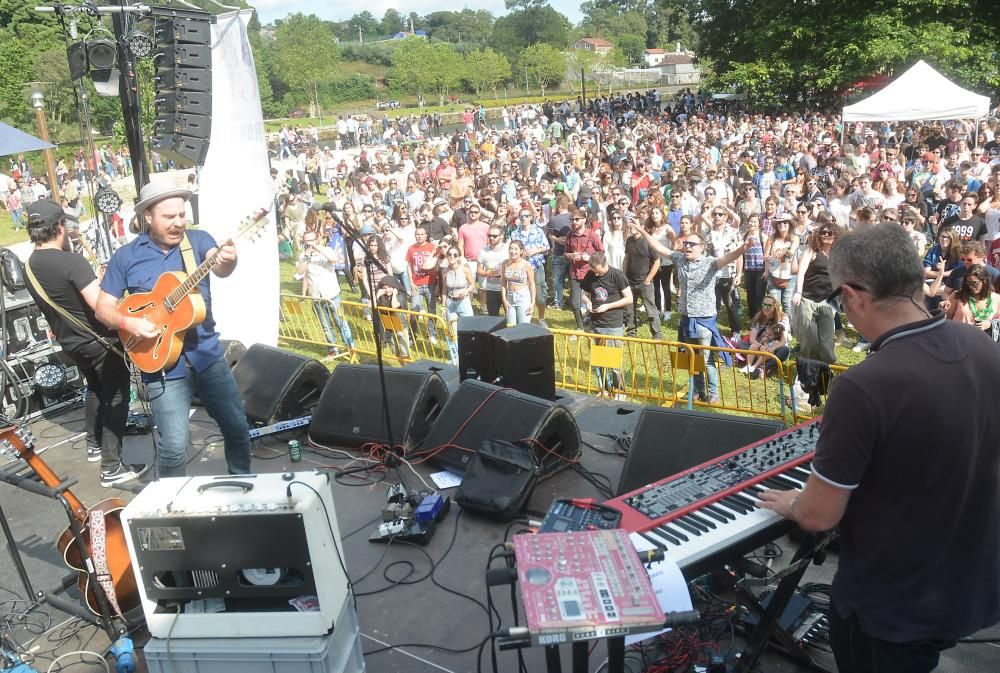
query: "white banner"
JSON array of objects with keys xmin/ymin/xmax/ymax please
[{"xmin": 199, "ymin": 10, "xmax": 278, "ymax": 348}]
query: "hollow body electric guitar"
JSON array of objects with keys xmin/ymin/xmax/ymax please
[
  {"xmin": 0, "ymin": 426, "xmax": 138, "ymax": 616},
  {"xmin": 118, "ymin": 208, "xmax": 270, "ymax": 373}
]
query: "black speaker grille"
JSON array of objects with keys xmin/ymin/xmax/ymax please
[{"xmin": 232, "ymin": 345, "xmax": 329, "ymax": 426}]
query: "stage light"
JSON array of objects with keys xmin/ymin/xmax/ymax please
[
  {"xmin": 94, "ymin": 187, "xmax": 124, "ymax": 215},
  {"xmin": 124, "ymin": 29, "xmax": 154, "ymax": 58},
  {"xmin": 87, "ymin": 39, "xmax": 118, "ymax": 70},
  {"xmin": 67, "ymin": 42, "xmax": 88, "ymax": 81},
  {"xmin": 33, "ymin": 363, "xmax": 67, "ymax": 396}
]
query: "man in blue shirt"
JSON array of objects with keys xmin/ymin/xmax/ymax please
[{"xmin": 95, "ymin": 182, "xmax": 252, "ymax": 478}]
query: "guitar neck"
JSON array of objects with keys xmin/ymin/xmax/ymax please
[
  {"xmin": 22, "ymin": 450, "xmax": 88, "ymax": 522},
  {"xmin": 166, "ymin": 240, "xmax": 230, "ymax": 307}
]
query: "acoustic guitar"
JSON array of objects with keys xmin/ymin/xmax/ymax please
[
  {"xmin": 117, "ymin": 208, "xmax": 270, "ymax": 373},
  {"xmin": 0, "ymin": 426, "xmax": 138, "ymax": 616}
]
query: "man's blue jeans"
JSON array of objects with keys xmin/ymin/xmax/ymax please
[
  {"xmin": 146, "ymin": 357, "xmax": 252, "ymax": 477},
  {"xmin": 679, "ymin": 322, "xmax": 719, "ymax": 400},
  {"xmin": 315, "ymin": 296, "xmax": 353, "ymax": 348},
  {"xmin": 592, "ymin": 326, "xmax": 624, "ymax": 394},
  {"xmin": 550, "ymin": 255, "xmax": 569, "ymax": 307}
]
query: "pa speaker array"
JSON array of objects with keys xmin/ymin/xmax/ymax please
[{"xmin": 151, "ymin": 18, "xmax": 213, "ymax": 166}]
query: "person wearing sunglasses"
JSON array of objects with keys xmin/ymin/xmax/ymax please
[
  {"xmin": 632, "ymin": 223, "xmax": 749, "ymax": 404},
  {"xmin": 759, "ymin": 224, "xmax": 1000, "ymax": 673},
  {"xmin": 792, "ymin": 218, "xmax": 841, "ymax": 362}
]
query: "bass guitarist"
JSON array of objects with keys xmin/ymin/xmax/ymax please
[
  {"xmin": 95, "ymin": 181, "xmax": 252, "ymax": 478},
  {"xmin": 24, "ymin": 199, "xmax": 147, "ymax": 487}
]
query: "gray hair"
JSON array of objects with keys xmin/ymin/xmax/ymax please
[{"xmin": 829, "ymin": 223, "xmax": 924, "ymax": 301}]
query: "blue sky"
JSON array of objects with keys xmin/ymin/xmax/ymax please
[{"xmin": 253, "ymin": 0, "xmax": 585, "ymax": 28}]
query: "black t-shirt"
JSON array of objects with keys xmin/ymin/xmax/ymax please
[
  {"xmin": 427, "ymin": 216, "xmax": 452, "ymax": 242},
  {"xmin": 581, "ymin": 267, "xmax": 628, "ymax": 329},
  {"xmin": 26, "ymin": 248, "xmax": 113, "ymax": 353},
  {"xmin": 941, "ymin": 213, "xmax": 986, "ymax": 241},
  {"xmin": 546, "ymin": 212, "xmax": 572, "ymax": 255},
  {"xmin": 812, "ymin": 315, "xmax": 1000, "ymax": 642},
  {"xmin": 623, "ymin": 235, "xmax": 658, "ymax": 284}
]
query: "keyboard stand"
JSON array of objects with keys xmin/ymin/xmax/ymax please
[{"xmin": 732, "ymin": 531, "xmax": 834, "ymax": 673}]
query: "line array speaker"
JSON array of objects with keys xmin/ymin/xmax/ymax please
[{"xmin": 151, "ymin": 18, "xmax": 213, "ymax": 166}]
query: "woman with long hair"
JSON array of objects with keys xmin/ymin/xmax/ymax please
[
  {"xmin": 603, "ymin": 209, "xmax": 627, "ymax": 270},
  {"xmin": 792, "ymin": 222, "xmax": 841, "ymax": 363},
  {"xmin": 881, "ymin": 176, "xmax": 905, "ymax": 209},
  {"xmin": 763, "ymin": 216, "xmax": 799, "ymax": 315},
  {"xmin": 947, "ymin": 264, "xmax": 1000, "ymax": 334},
  {"xmin": 646, "ymin": 207, "xmax": 672, "ymax": 321},
  {"xmin": 742, "ymin": 214, "xmax": 767, "ymax": 320},
  {"xmin": 500, "ymin": 240, "xmax": 536, "ymax": 326}
]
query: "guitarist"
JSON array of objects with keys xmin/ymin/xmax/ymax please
[
  {"xmin": 24, "ymin": 199, "xmax": 148, "ymax": 487},
  {"xmin": 95, "ymin": 182, "xmax": 252, "ymax": 478}
]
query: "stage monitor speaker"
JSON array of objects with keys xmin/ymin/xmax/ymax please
[
  {"xmin": 491, "ymin": 323, "xmax": 555, "ymax": 399},
  {"xmin": 309, "ymin": 364, "xmax": 449, "ymax": 451},
  {"xmin": 219, "ymin": 339, "xmax": 247, "ymax": 370},
  {"xmin": 421, "ymin": 379, "xmax": 580, "ymax": 478},
  {"xmin": 617, "ymin": 408, "xmax": 785, "ymax": 495},
  {"xmin": 457, "ymin": 315, "xmax": 506, "ymax": 383},
  {"xmin": 232, "ymin": 345, "xmax": 329, "ymax": 427}
]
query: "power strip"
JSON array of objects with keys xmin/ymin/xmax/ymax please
[{"xmin": 248, "ymin": 415, "xmax": 311, "ymax": 439}]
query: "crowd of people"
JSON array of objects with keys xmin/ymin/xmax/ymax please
[{"xmin": 271, "ymin": 89, "xmax": 1000, "ymax": 379}]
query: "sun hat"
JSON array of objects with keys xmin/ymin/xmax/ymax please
[{"xmin": 133, "ymin": 180, "xmax": 192, "ymax": 216}]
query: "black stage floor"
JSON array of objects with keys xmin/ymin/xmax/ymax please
[{"xmin": 1, "ymin": 364, "xmax": 996, "ymax": 673}]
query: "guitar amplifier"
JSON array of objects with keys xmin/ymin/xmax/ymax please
[{"xmin": 121, "ymin": 471, "xmax": 350, "ymax": 638}]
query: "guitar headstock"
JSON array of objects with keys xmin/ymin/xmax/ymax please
[
  {"xmin": 233, "ymin": 206, "xmax": 272, "ymax": 245},
  {"xmin": 0, "ymin": 425, "xmax": 36, "ymax": 461}
]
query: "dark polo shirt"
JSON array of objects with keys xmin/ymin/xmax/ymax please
[{"xmin": 812, "ymin": 313, "xmax": 1000, "ymax": 642}]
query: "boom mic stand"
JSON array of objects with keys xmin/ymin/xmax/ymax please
[{"xmin": 333, "ymin": 219, "xmax": 410, "ymax": 494}]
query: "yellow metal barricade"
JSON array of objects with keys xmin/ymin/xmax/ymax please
[
  {"xmin": 278, "ymin": 294, "xmax": 454, "ymax": 366},
  {"xmin": 783, "ymin": 360, "xmax": 849, "ymax": 422},
  {"xmin": 550, "ymin": 329, "xmax": 788, "ymax": 420}
]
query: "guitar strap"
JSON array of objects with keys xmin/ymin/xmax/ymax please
[
  {"xmin": 179, "ymin": 233, "xmax": 199, "ymax": 291},
  {"xmin": 88, "ymin": 509, "xmax": 124, "ymax": 617},
  {"xmin": 23, "ymin": 259, "xmax": 128, "ymax": 360}
]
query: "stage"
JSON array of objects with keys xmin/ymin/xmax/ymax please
[{"xmin": 1, "ymin": 365, "xmax": 996, "ymax": 673}]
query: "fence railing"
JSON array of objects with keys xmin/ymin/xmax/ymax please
[
  {"xmin": 278, "ymin": 293, "xmax": 855, "ymax": 424},
  {"xmin": 550, "ymin": 329, "xmax": 788, "ymax": 420}
]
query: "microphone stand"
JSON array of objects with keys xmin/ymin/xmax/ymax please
[{"xmin": 333, "ymin": 217, "xmax": 410, "ymax": 493}]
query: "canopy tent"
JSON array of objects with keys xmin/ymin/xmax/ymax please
[
  {"xmin": 0, "ymin": 122, "xmax": 54, "ymax": 157},
  {"xmin": 842, "ymin": 60, "xmax": 990, "ymax": 122}
]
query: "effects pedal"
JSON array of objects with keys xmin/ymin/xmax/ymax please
[
  {"xmin": 369, "ymin": 487, "xmax": 450, "ymax": 545},
  {"xmin": 538, "ymin": 498, "xmax": 622, "ymax": 533}
]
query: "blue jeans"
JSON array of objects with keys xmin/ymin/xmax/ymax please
[
  {"xmin": 506, "ymin": 288, "xmax": 532, "ymax": 326},
  {"xmin": 446, "ymin": 297, "xmax": 473, "ymax": 363},
  {"xmin": 768, "ymin": 276, "xmax": 796, "ymax": 317},
  {"xmin": 592, "ymin": 326, "xmax": 624, "ymax": 393},
  {"xmin": 146, "ymin": 357, "xmax": 252, "ymax": 477},
  {"xmin": 409, "ymin": 284, "xmax": 438, "ymax": 338},
  {"xmin": 680, "ymin": 322, "xmax": 719, "ymax": 400},
  {"xmin": 550, "ymin": 256, "xmax": 569, "ymax": 306},
  {"xmin": 315, "ymin": 296, "xmax": 353, "ymax": 348}
]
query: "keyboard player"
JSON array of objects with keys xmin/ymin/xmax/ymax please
[{"xmin": 758, "ymin": 224, "xmax": 1000, "ymax": 673}]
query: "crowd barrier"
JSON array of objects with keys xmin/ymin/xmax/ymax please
[
  {"xmin": 549, "ymin": 329, "xmax": 788, "ymax": 421},
  {"xmin": 279, "ymin": 294, "xmax": 454, "ymax": 365},
  {"xmin": 278, "ymin": 293, "xmax": 856, "ymax": 424}
]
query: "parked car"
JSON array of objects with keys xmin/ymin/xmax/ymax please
[{"xmin": 375, "ymin": 100, "xmax": 401, "ymax": 110}]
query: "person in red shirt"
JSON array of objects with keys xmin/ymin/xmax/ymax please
[
  {"xmin": 435, "ymin": 158, "xmax": 456, "ymax": 191},
  {"xmin": 564, "ymin": 209, "xmax": 605, "ymax": 332},
  {"xmin": 405, "ymin": 225, "xmax": 440, "ymax": 342}
]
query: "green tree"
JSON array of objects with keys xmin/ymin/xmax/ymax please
[
  {"xmin": 463, "ymin": 48, "xmax": 512, "ymax": 97},
  {"xmin": 349, "ymin": 11, "xmax": 380, "ymax": 40},
  {"xmin": 271, "ymin": 13, "xmax": 341, "ymax": 115},
  {"xmin": 579, "ymin": 3, "xmax": 648, "ymax": 43},
  {"xmin": 492, "ymin": 5, "xmax": 571, "ymax": 60},
  {"xmin": 425, "ymin": 9, "xmax": 494, "ymax": 44},
  {"xmin": 519, "ymin": 43, "xmax": 566, "ymax": 97},
  {"xmin": 389, "ymin": 37, "xmax": 463, "ymax": 99},
  {"xmin": 0, "ymin": 33, "xmax": 32, "ymax": 125},
  {"xmin": 380, "ymin": 9, "xmax": 405, "ymax": 36},
  {"xmin": 692, "ymin": 0, "xmax": 998, "ymax": 105},
  {"xmin": 616, "ymin": 34, "xmax": 645, "ymax": 64}
]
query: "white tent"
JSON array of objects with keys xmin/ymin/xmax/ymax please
[{"xmin": 842, "ymin": 60, "xmax": 990, "ymax": 122}]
